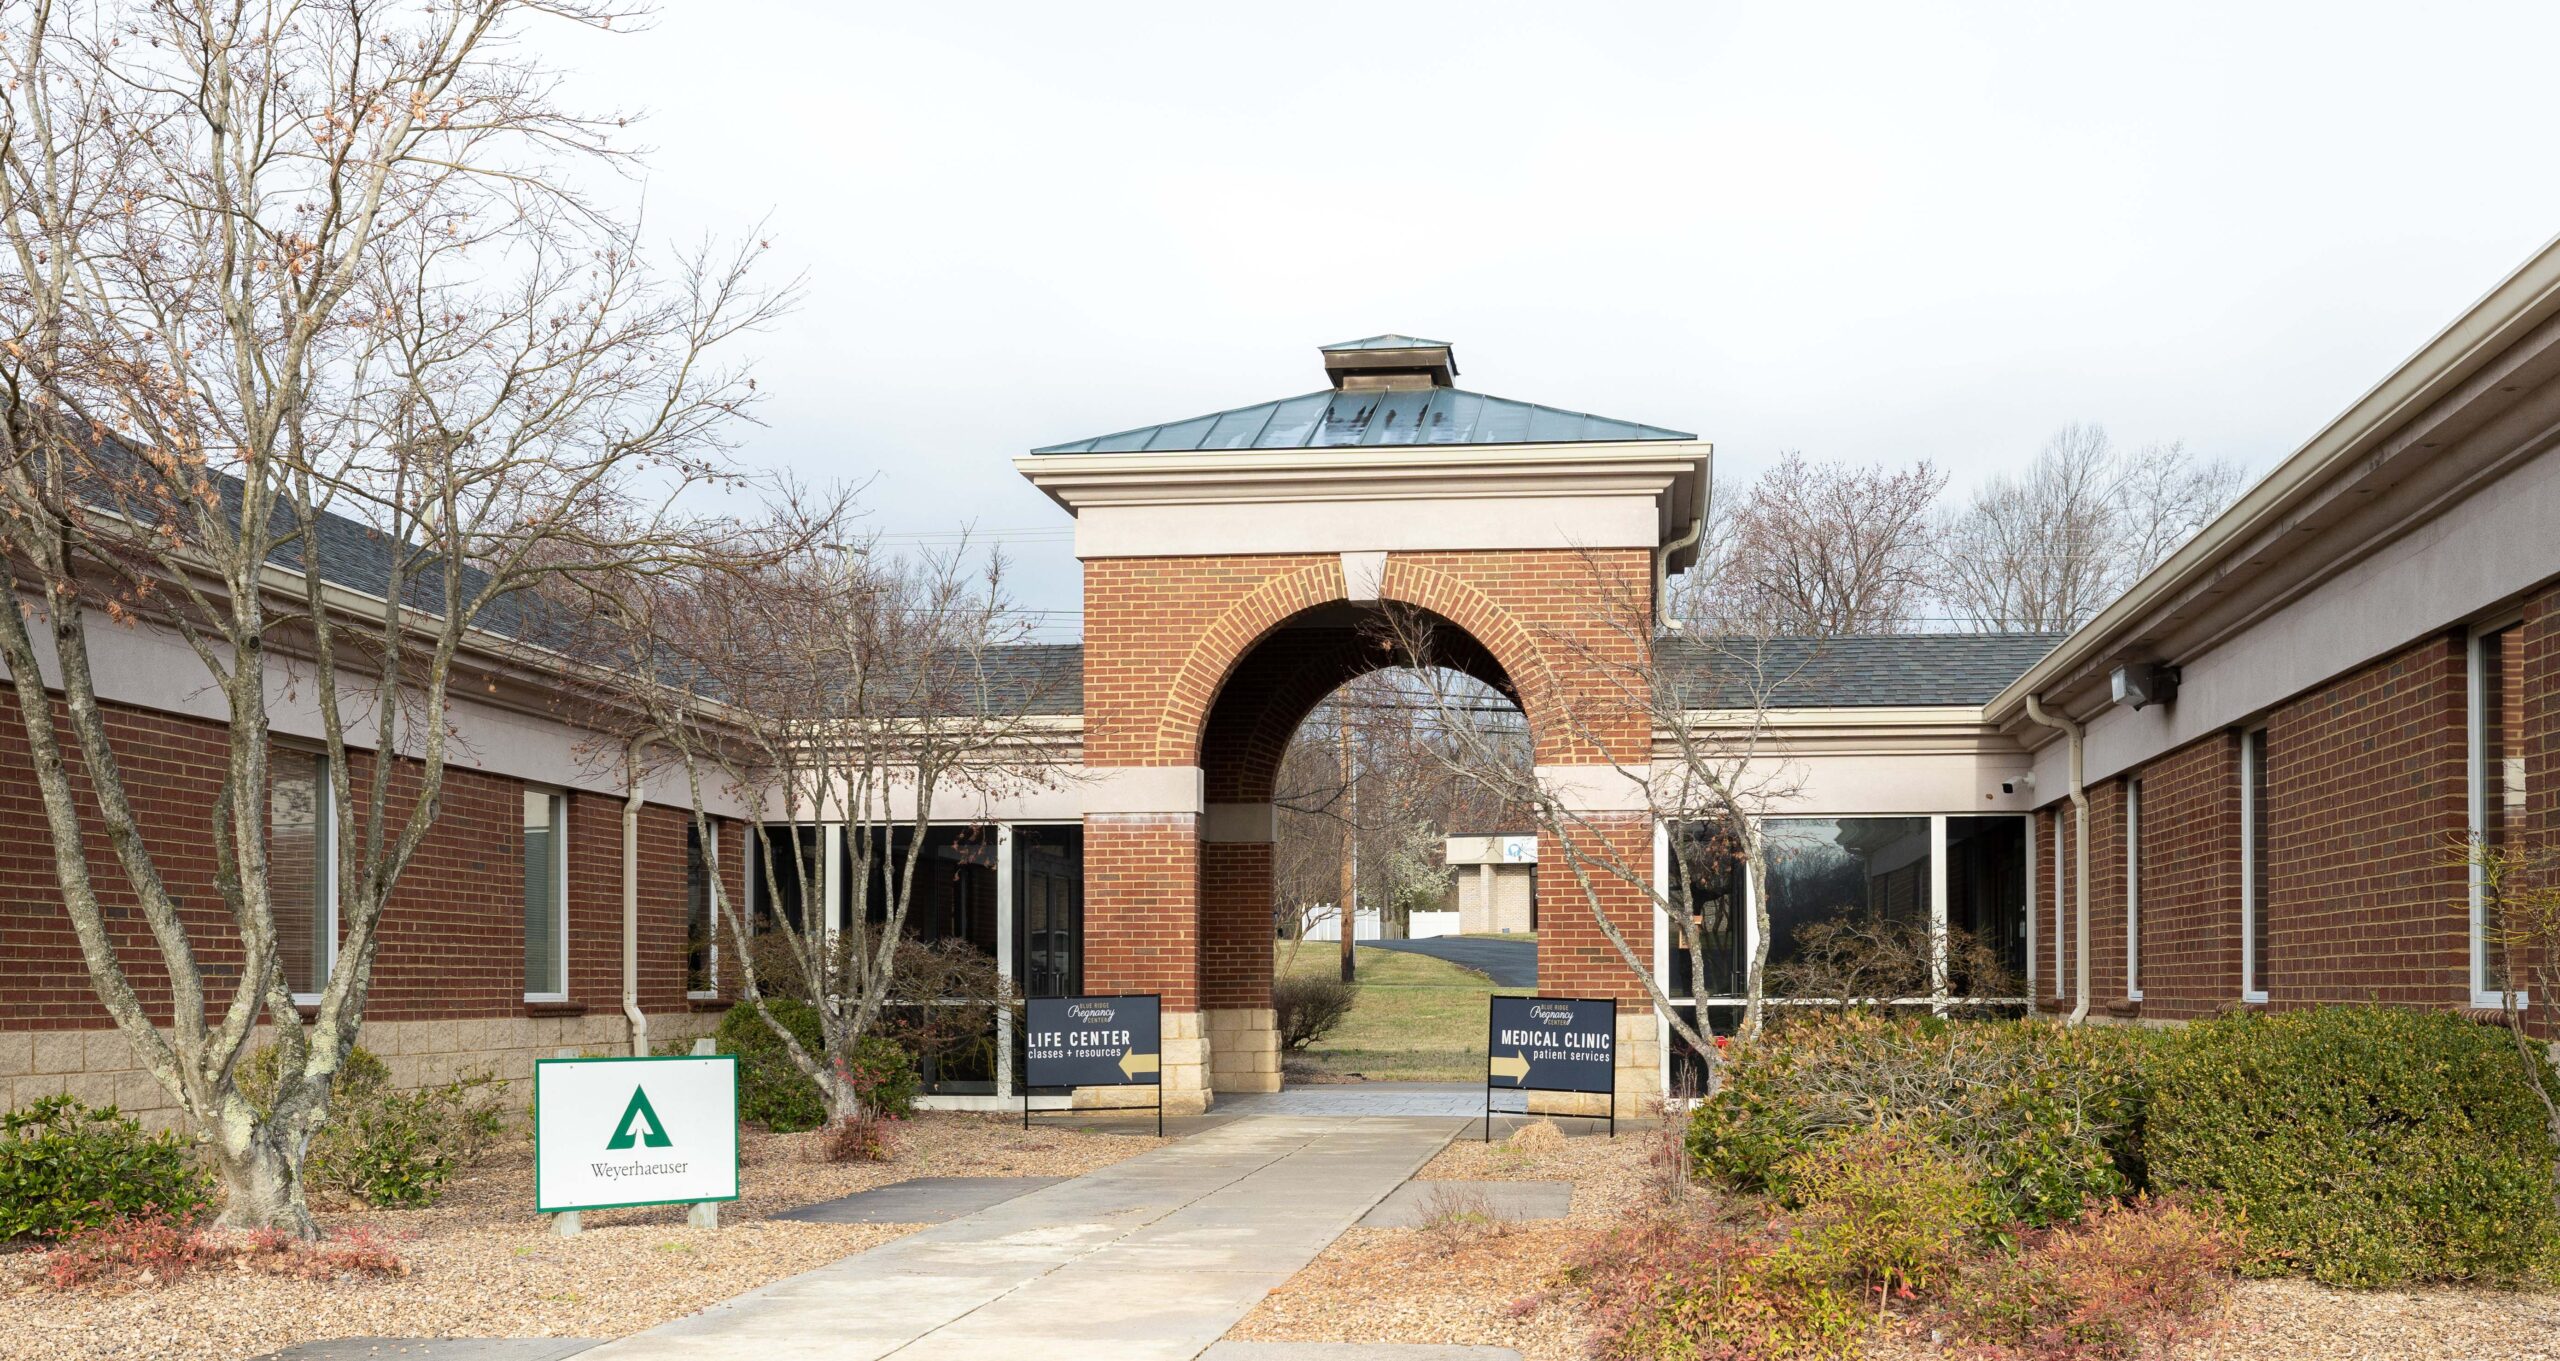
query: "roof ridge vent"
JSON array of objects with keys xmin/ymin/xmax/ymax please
[{"xmin": 1319, "ymin": 334, "xmax": 1456, "ymax": 390}]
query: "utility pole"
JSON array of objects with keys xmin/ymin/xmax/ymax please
[{"xmin": 1339, "ymin": 709, "xmax": 1358, "ymax": 984}]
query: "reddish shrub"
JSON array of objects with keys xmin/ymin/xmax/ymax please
[
  {"xmin": 1935, "ymin": 1197, "xmax": 2236, "ymax": 1361},
  {"xmin": 1565, "ymin": 1216, "xmax": 1867, "ymax": 1361},
  {"xmin": 820, "ymin": 1112, "xmax": 900, "ymax": 1164},
  {"xmin": 44, "ymin": 1210, "xmax": 409, "ymax": 1291}
]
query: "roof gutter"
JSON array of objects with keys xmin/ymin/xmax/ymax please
[
  {"xmin": 2023, "ymin": 693, "xmax": 2090, "ymax": 1025},
  {"xmin": 1654, "ymin": 513, "xmax": 1705, "ymax": 629}
]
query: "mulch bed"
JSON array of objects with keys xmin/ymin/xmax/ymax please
[{"xmin": 0, "ymin": 1113, "xmax": 1162, "ymax": 1361}]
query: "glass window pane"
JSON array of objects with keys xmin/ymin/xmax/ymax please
[
  {"xmin": 758, "ymin": 825, "xmax": 820, "ymax": 933},
  {"xmin": 2246, "ymin": 729, "xmax": 2270, "ymax": 995},
  {"xmin": 523, "ymin": 790, "xmax": 562, "ymax": 995},
  {"xmin": 1763, "ymin": 817, "xmax": 1932, "ymax": 995},
  {"xmin": 1012, "ymin": 826, "xmax": 1083, "ymax": 1000},
  {"xmin": 271, "ymin": 751, "xmax": 328, "ymax": 996},
  {"xmin": 1668, "ymin": 823, "xmax": 1744, "ymax": 998},
  {"xmin": 1946, "ymin": 815, "xmax": 2027, "ymax": 996},
  {"xmin": 686, "ymin": 823, "xmax": 714, "ymax": 994}
]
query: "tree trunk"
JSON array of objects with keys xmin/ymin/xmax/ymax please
[{"xmin": 211, "ymin": 1114, "xmax": 318, "ymax": 1238}]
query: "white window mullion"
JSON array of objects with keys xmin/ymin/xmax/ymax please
[{"xmin": 2126, "ymin": 779, "xmax": 2142, "ymax": 1002}]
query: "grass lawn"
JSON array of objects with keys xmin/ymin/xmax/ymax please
[{"xmin": 1276, "ymin": 943, "xmax": 1527, "ymax": 1082}]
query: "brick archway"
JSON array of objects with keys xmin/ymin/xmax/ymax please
[{"xmin": 1076, "ymin": 548, "xmax": 1659, "ymax": 1111}]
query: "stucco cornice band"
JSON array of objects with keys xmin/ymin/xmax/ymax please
[
  {"xmin": 1202, "ymin": 802, "xmax": 1278, "ymax": 843},
  {"xmin": 1074, "ymin": 765, "xmax": 1206, "ymax": 816},
  {"xmin": 1534, "ymin": 763, "xmax": 1655, "ymax": 814}
]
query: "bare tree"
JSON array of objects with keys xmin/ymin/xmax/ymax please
[
  {"xmin": 1700, "ymin": 453, "xmax": 1947, "ymax": 637},
  {"xmin": 1384, "ymin": 557, "xmax": 1805, "ymax": 1091},
  {"xmin": 0, "ymin": 0, "xmax": 785, "ymax": 1234},
  {"xmin": 1938, "ymin": 423, "xmax": 2245, "ymax": 631},
  {"xmin": 589, "ymin": 532, "xmax": 1067, "ymax": 1125}
]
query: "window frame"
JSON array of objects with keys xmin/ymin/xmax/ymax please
[
  {"xmin": 2052, "ymin": 808, "xmax": 2068, "ymax": 1000},
  {"xmin": 280, "ymin": 749, "xmax": 337, "ymax": 1008},
  {"xmin": 1655, "ymin": 811, "xmax": 2034, "ymax": 1011},
  {"xmin": 684, "ymin": 818, "xmax": 721, "ymax": 1001},
  {"xmin": 2125, "ymin": 776, "xmax": 2142, "ymax": 1002},
  {"xmin": 2467, "ymin": 619, "xmax": 2531, "ymax": 1010},
  {"xmin": 523, "ymin": 786, "xmax": 570, "ymax": 1004},
  {"xmin": 2239, "ymin": 725, "xmax": 2270, "ymax": 1004}
]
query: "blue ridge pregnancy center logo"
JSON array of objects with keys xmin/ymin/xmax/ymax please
[{"xmin": 594, "ymin": 1085, "xmax": 687, "ymax": 1180}]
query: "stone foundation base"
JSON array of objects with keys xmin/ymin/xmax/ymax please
[
  {"xmin": 1205, "ymin": 1006, "xmax": 1280, "ymax": 1093},
  {"xmin": 1072, "ymin": 1007, "xmax": 1211, "ymax": 1115},
  {"xmin": 0, "ymin": 1009, "xmax": 719, "ymax": 1131}
]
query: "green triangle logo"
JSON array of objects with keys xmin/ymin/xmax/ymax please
[{"xmin": 606, "ymin": 1085, "xmax": 672, "ymax": 1150}]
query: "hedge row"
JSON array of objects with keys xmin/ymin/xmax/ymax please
[{"xmin": 1689, "ymin": 1006, "xmax": 2560, "ymax": 1286}]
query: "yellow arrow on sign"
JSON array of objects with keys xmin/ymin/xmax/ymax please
[
  {"xmin": 1119, "ymin": 1050, "xmax": 1160, "ymax": 1079},
  {"xmin": 1489, "ymin": 1051, "xmax": 1530, "ymax": 1083}
]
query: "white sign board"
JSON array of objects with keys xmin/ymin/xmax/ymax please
[
  {"xmin": 535, "ymin": 1055, "xmax": 739, "ymax": 1214},
  {"xmin": 1499, "ymin": 835, "xmax": 1537, "ymax": 864}
]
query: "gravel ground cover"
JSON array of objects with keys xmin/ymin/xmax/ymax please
[
  {"xmin": 1232, "ymin": 1119, "xmax": 2560, "ymax": 1361},
  {"xmin": 0, "ymin": 1112, "xmax": 1161, "ymax": 1361}
]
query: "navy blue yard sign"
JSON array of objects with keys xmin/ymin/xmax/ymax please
[
  {"xmin": 1024, "ymin": 994, "xmax": 1164, "ymax": 1135},
  {"xmin": 1483, "ymin": 995, "xmax": 1618, "ymax": 1140}
]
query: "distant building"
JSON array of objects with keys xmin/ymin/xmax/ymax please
[{"xmin": 1444, "ymin": 835, "xmax": 1537, "ymax": 935}]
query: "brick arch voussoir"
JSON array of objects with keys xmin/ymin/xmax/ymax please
[
  {"xmin": 1154, "ymin": 558, "xmax": 1348, "ymax": 764},
  {"xmin": 1376, "ymin": 558, "xmax": 1569, "ymax": 762}
]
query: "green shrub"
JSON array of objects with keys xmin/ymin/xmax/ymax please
[
  {"xmin": 1781, "ymin": 1124, "xmax": 1991, "ymax": 1298},
  {"xmin": 1272, "ymin": 973, "xmax": 1358, "ymax": 1052},
  {"xmin": 836, "ymin": 1032, "xmax": 921, "ymax": 1118},
  {"xmin": 0, "ymin": 1096, "xmax": 207, "ymax": 1240},
  {"xmin": 712, "ymin": 1001, "xmax": 923, "ymax": 1128},
  {"xmin": 1935, "ymin": 1196, "xmax": 2237, "ymax": 1361},
  {"xmin": 715, "ymin": 999, "xmax": 829, "ymax": 1131},
  {"xmin": 2148, "ymin": 1006, "xmax": 2558, "ymax": 1286},
  {"xmin": 240, "ymin": 1043, "xmax": 505, "ymax": 1209},
  {"xmin": 1690, "ymin": 1014, "xmax": 2154, "ymax": 1227}
]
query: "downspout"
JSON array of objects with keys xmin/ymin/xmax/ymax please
[
  {"xmin": 2023, "ymin": 695, "xmax": 2091, "ymax": 1025},
  {"xmin": 1648, "ymin": 468, "xmax": 1710, "ymax": 626},
  {"xmin": 622, "ymin": 744, "xmax": 650, "ymax": 1057}
]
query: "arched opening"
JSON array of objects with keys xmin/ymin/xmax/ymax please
[{"xmin": 1192, "ymin": 602, "xmax": 1533, "ymax": 1094}]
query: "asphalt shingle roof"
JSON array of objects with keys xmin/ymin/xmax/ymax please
[{"xmin": 1662, "ymin": 633, "xmax": 2066, "ymax": 709}]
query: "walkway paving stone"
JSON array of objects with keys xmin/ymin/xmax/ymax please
[
  {"xmin": 1209, "ymin": 1083, "xmax": 1484, "ymax": 1118},
  {"xmin": 576, "ymin": 1115, "xmax": 1462, "ymax": 1360},
  {"xmin": 772, "ymin": 1176, "xmax": 1066, "ymax": 1225}
]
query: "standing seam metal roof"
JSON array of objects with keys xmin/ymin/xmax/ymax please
[{"xmin": 1031, "ymin": 386, "xmax": 1695, "ymax": 454}]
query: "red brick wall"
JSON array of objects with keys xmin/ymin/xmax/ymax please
[
  {"xmin": 1200, "ymin": 841, "xmax": 1273, "ymax": 1010},
  {"xmin": 2127, "ymin": 733, "xmax": 2243, "ymax": 1019},
  {"xmin": 1082, "ymin": 813, "xmax": 1200, "ymax": 1009},
  {"xmin": 0, "ymin": 685, "xmax": 742, "ymax": 1035},
  {"xmin": 2261, "ymin": 633, "xmax": 2468, "ymax": 1008}
]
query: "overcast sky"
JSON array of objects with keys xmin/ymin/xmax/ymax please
[{"xmin": 551, "ymin": 3, "xmax": 2560, "ymax": 633}]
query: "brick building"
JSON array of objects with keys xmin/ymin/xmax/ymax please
[{"xmin": 12, "ymin": 242, "xmax": 2560, "ymax": 1122}]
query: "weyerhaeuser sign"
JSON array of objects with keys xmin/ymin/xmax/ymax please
[{"xmin": 535, "ymin": 1054, "xmax": 739, "ymax": 1214}]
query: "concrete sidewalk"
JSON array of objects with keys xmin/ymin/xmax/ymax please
[{"xmin": 578, "ymin": 1115, "xmax": 1462, "ymax": 1361}]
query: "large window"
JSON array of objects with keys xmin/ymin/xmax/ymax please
[
  {"xmin": 1945, "ymin": 815, "xmax": 2027, "ymax": 994},
  {"xmin": 2470, "ymin": 623, "xmax": 2528, "ymax": 1007},
  {"xmin": 2124, "ymin": 778, "xmax": 2142, "ymax": 1002},
  {"xmin": 752, "ymin": 825, "xmax": 822, "ymax": 934},
  {"xmin": 523, "ymin": 789, "xmax": 567, "ymax": 1001},
  {"xmin": 1014, "ymin": 825, "xmax": 1084, "ymax": 1001},
  {"xmin": 1665, "ymin": 824, "xmax": 1745, "ymax": 1002},
  {"xmin": 272, "ymin": 750, "xmax": 333, "ymax": 1000},
  {"xmin": 685, "ymin": 822, "xmax": 717, "ymax": 997},
  {"xmin": 2240, "ymin": 727, "xmax": 2270, "ymax": 1003},
  {"xmin": 2051, "ymin": 809, "xmax": 2068, "ymax": 999},
  {"xmin": 1764, "ymin": 817, "xmax": 1933, "ymax": 974}
]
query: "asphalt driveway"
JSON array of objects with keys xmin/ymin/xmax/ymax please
[{"xmin": 1365, "ymin": 934, "xmax": 1537, "ymax": 988}]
